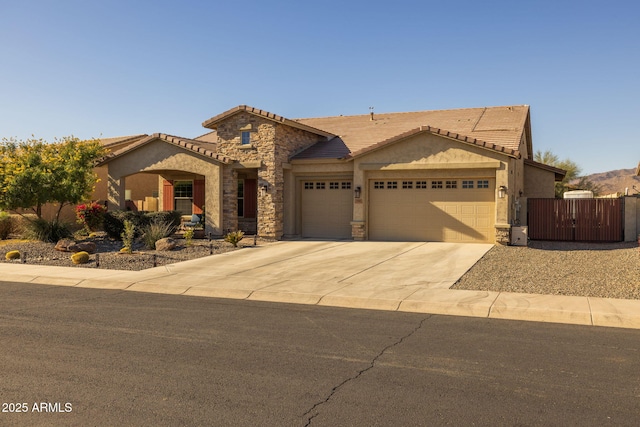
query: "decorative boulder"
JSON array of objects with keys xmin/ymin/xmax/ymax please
[
  {"xmin": 155, "ymin": 237, "xmax": 177, "ymax": 251},
  {"xmin": 55, "ymin": 239, "xmax": 76, "ymax": 252},
  {"xmin": 68, "ymin": 242, "xmax": 97, "ymax": 254}
]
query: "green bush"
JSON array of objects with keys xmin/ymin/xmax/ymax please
[
  {"xmin": 0, "ymin": 212, "xmax": 13, "ymax": 240},
  {"xmin": 5, "ymin": 250, "xmax": 20, "ymax": 260},
  {"xmin": 25, "ymin": 219, "xmax": 71, "ymax": 242},
  {"xmin": 142, "ymin": 220, "xmax": 174, "ymax": 250},
  {"xmin": 224, "ymin": 230, "xmax": 244, "ymax": 247},
  {"xmin": 71, "ymin": 251, "xmax": 90, "ymax": 264}
]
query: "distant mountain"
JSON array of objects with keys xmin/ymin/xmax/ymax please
[{"xmin": 573, "ymin": 168, "xmax": 640, "ymax": 195}]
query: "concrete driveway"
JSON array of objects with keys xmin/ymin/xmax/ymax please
[
  {"xmin": 126, "ymin": 240, "xmax": 493, "ymax": 308},
  {"xmin": 3, "ymin": 241, "xmax": 640, "ymax": 328}
]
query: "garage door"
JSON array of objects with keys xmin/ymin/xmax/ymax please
[
  {"xmin": 301, "ymin": 180, "xmax": 353, "ymax": 238},
  {"xmin": 369, "ymin": 178, "xmax": 495, "ymax": 242}
]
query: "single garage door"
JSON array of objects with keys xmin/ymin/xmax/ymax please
[
  {"xmin": 369, "ymin": 178, "xmax": 495, "ymax": 242},
  {"xmin": 301, "ymin": 180, "xmax": 353, "ymax": 238}
]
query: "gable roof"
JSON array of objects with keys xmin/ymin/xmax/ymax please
[
  {"xmin": 524, "ymin": 158, "xmax": 567, "ymax": 181},
  {"xmin": 98, "ymin": 134, "xmax": 148, "ymax": 151},
  {"xmin": 293, "ymin": 105, "xmax": 529, "ymax": 160},
  {"xmin": 201, "ymin": 105, "xmax": 335, "ymax": 139},
  {"xmin": 347, "ymin": 125, "xmax": 521, "ymax": 159},
  {"xmin": 97, "ymin": 133, "xmax": 232, "ymax": 166}
]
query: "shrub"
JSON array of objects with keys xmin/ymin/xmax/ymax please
[
  {"xmin": 183, "ymin": 228, "xmax": 194, "ymax": 246},
  {"xmin": 103, "ymin": 210, "xmax": 181, "ymax": 240},
  {"xmin": 5, "ymin": 250, "xmax": 20, "ymax": 260},
  {"xmin": 103, "ymin": 211, "xmax": 145, "ymax": 240},
  {"xmin": 71, "ymin": 251, "xmax": 90, "ymax": 265},
  {"xmin": 76, "ymin": 202, "xmax": 106, "ymax": 231},
  {"xmin": 103, "ymin": 212, "xmax": 124, "ymax": 240},
  {"xmin": 142, "ymin": 220, "xmax": 173, "ymax": 250},
  {"xmin": 121, "ymin": 220, "xmax": 136, "ymax": 253},
  {"xmin": 0, "ymin": 212, "xmax": 13, "ymax": 239},
  {"xmin": 224, "ymin": 230, "xmax": 244, "ymax": 247},
  {"xmin": 25, "ymin": 219, "xmax": 71, "ymax": 242}
]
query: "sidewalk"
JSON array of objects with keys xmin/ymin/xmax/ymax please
[{"xmin": 1, "ymin": 241, "xmax": 638, "ymax": 330}]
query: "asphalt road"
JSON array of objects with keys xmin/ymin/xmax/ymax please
[{"xmin": 1, "ymin": 282, "xmax": 639, "ymax": 426}]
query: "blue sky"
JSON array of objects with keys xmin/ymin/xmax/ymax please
[{"xmin": 1, "ymin": 0, "xmax": 638, "ymax": 175}]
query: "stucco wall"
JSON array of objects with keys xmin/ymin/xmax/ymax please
[
  {"xmin": 524, "ymin": 163, "xmax": 556, "ymax": 198},
  {"xmin": 623, "ymin": 196, "xmax": 639, "ymax": 242}
]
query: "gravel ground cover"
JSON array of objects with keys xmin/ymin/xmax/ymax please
[
  {"xmin": 453, "ymin": 241, "xmax": 640, "ymax": 300},
  {"xmin": 0, "ymin": 234, "xmax": 270, "ymax": 271}
]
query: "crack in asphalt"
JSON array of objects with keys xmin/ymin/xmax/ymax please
[{"xmin": 301, "ymin": 315, "xmax": 431, "ymax": 426}]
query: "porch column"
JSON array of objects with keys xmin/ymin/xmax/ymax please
[{"xmin": 107, "ymin": 174, "xmax": 126, "ymax": 210}]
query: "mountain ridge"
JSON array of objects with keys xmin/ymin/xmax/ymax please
[{"xmin": 574, "ymin": 168, "xmax": 640, "ymax": 195}]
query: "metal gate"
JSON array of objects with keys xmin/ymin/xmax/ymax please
[{"xmin": 527, "ymin": 198, "xmax": 624, "ymax": 242}]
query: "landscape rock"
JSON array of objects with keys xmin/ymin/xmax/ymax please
[
  {"xmin": 68, "ymin": 242, "xmax": 97, "ymax": 254},
  {"xmin": 155, "ymin": 237, "xmax": 177, "ymax": 251},
  {"xmin": 54, "ymin": 239, "xmax": 76, "ymax": 252}
]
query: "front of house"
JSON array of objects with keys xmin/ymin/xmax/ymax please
[{"xmin": 97, "ymin": 105, "xmax": 564, "ymax": 244}]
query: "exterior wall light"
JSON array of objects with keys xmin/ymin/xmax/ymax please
[
  {"xmin": 260, "ymin": 184, "xmax": 268, "ymax": 196},
  {"xmin": 498, "ymin": 185, "xmax": 507, "ymax": 199},
  {"xmin": 354, "ymin": 186, "xmax": 362, "ymax": 198}
]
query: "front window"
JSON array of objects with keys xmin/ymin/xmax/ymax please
[
  {"xmin": 174, "ymin": 180, "xmax": 193, "ymax": 215},
  {"xmin": 241, "ymin": 131, "xmax": 251, "ymax": 145}
]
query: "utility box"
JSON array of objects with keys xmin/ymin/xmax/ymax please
[{"xmin": 511, "ymin": 226, "xmax": 528, "ymax": 246}]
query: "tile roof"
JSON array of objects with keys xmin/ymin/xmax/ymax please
[
  {"xmin": 97, "ymin": 133, "xmax": 231, "ymax": 166},
  {"xmin": 98, "ymin": 134, "xmax": 148, "ymax": 150},
  {"xmin": 293, "ymin": 105, "xmax": 529, "ymax": 160},
  {"xmin": 347, "ymin": 125, "xmax": 521, "ymax": 159},
  {"xmin": 201, "ymin": 105, "xmax": 335, "ymax": 138}
]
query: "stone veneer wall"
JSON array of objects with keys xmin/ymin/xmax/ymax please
[
  {"xmin": 215, "ymin": 112, "xmax": 322, "ymax": 238},
  {"xmin": 495, "ymin": 226, "xmax": 511, "ymax": 245}
]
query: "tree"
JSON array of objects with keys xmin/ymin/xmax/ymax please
[
  {"xmin": 534, "ymin": 150, "xmax": 601, "ymax": 197},
  {"xmin": 0, "ymin": 136, "xmax": 106, "ymax": 221}
]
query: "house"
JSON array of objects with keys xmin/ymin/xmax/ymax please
[{"xmin": 96, "ymin": 104, "xmax": 564, "ymax": 244}]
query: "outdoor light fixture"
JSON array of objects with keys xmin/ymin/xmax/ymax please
[
  {"xmin": 354, "ymin": 186, "xmax": 362, "ymax": 198},
  {"xmin": 260, "ymin": 183, "xmax": 268, "ymax": 195},
  {"xmin": 498, "ymin": 185, "xmax": 507, "ymax": 199}
]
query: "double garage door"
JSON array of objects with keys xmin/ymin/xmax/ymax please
[
  {"xmin": 300, "ymin": 177, "xmax": 495, "ymax": 242},
  {"xmin": 369, "ymin": 178, "xmax": 495, "ymax": 243}
]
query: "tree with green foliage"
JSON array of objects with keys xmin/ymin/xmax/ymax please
[
  {"xmin": 0, "ymin": 136, "xmax": 106, "ymax": 221},
  {"xmin": 534, "ymin": 150, "xmax": 601, "ymax": 198}
]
